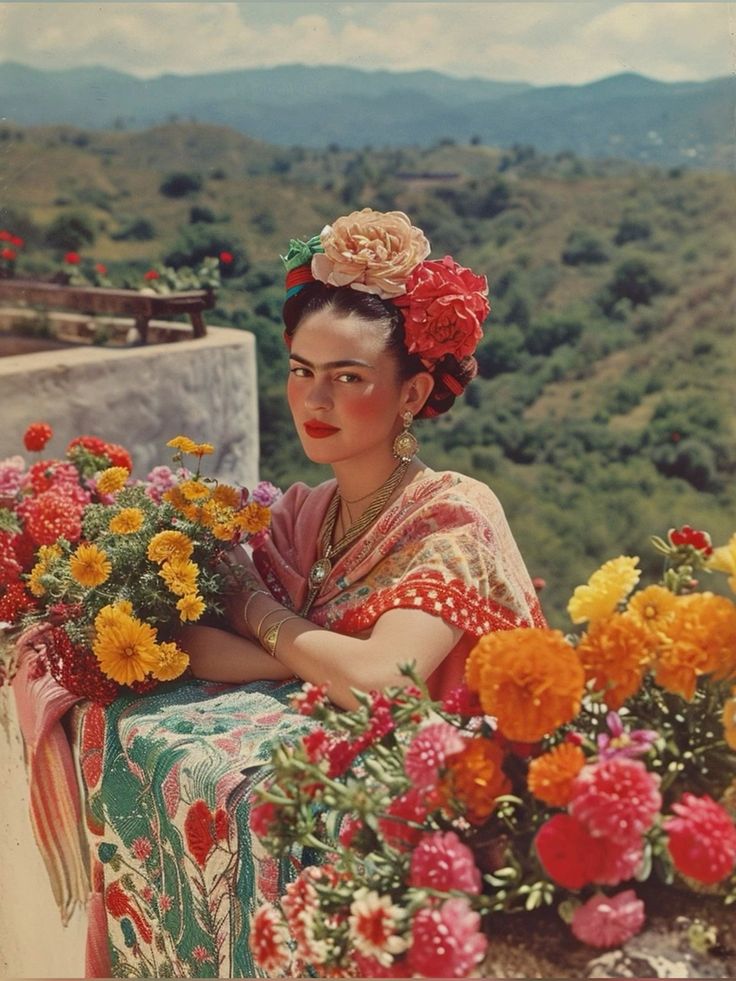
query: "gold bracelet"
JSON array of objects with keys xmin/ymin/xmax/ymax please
[
  {"xmin": 242, "ymin": 589, "xmax": 269, "ymax": 631},
  {"xmin": 261, "ymin": 614, "xmax": 301, "ymax": 658},
  {"xmin": 254, "ymin": 606, "xmax": 283, "ymax": 642}
]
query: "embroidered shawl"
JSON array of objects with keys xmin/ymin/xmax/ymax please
[{"xmin": 255, "ymin": 470, "xmax": 546, "ymax": 699}]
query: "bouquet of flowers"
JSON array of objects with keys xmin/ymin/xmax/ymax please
[
  {"xmin": 248, "ymin": 526, "xmax": 736, "ymax": 978},
  {"xmin": 0, "ymin": 424, "xmax": 277, "ymax": 702}
]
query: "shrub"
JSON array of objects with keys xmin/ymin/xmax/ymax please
[
  {"xmin": 476, "ymin": 324, "xmax": 525, "ymax": 378},
  {"xmin": 159, "ymin": 171, "xmax": 203, "ymax": 198},
  {"xmin": 614, "ymin": 217, "xmax": 651, "ymax": 246},
  {"xmin": 524, "ymin": 313, "xmax": 584, "ymax": 356},
  {"xmin": 111, "ymin": 217, "xmax": 156, "ymax": 242},
  {"xmin": 600, "ymin": 256, "xmax": 668, "ymax": 311},
  {"xmin": 562, "ymin": 228, "xmax": 608, "ymax": 266},
  {"xmin": 164, "ymin": 226, "xmax": 247, "ymax": 274},
  {"xmin": 189, "ymin": 205, "xmax": 217, "ymax": 224},
  {"xmin": 45, "ymin": 210, "xmax": 96, "ymax": 251}
]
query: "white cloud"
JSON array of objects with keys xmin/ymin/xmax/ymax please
[{"xmin": 0, "ymin": 2, "xmax": 730, "ymax": 83}]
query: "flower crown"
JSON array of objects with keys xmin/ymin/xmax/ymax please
[{"xmin": 281, "ymin": 208, "xmax": 490, "ymax": 365}]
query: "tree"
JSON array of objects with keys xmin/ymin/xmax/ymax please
[
  {"xmin": 562, "ymin": 229, "xmax": 608, "ymax": 266},
  {"xmin": 159, "ymin": 172, "xmax": 203, "ymax": 198},
  {"xmin": 601, "ymin": 256, "xmax": 667, "ymax": 310},
  {"xmin": 45, "ymin": 210, "xmax": 96, "ymax": 251}
]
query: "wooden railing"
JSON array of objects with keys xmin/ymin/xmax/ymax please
[{"xmin": 0, "ymin": 279, "xmax": 215, "ymax": 344}]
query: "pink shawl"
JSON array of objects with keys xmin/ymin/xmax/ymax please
[{"xmin": 255, "ymin": 470, "xmax": 545, "ymax": 699}]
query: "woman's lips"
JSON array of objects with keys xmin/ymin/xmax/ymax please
[{"xmin": 304, "ymin": 420, "xmax": 340, "ymax": 438}]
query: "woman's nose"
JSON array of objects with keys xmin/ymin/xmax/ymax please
[{"xmin": 304, "ymin": 377, "xmax": 332, "ymax": 410}]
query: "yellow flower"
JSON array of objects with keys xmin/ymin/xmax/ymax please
[
  {"xmin": 235, "ymin": 502, "xmax": 271, "ymax": 534},
  {"xmin": 163, "ymin": 486, "xmax": 188, "ymax": 512},
  {"xmin": 96, "ymin": 466, "xmax": 130, "ymax": 495},
  {"xmin": 159, "ymin": 559, "xmax": 199, "ymax": 596},
  {"xmin": 212, "ymin": 521, "xmax": 238, "ymax": 542},
  {"xmin": 93, "ymin": 615, "xmax": 160, "ymax": 685},
  {"xmin": 28, "ymin": 544, "xmax": 62, "ymax": 596},
  {"xmin": 166, "ymin": 435, "xmax": 198, "ymax": 454},
  {"xmin": 69, "ymin": 543, "xmax": 112, "ymax": 588},
  {"xmin": 567, "ymin": 556, "xmax": 641, "ymax": 624},
  {"xmin": 147, "ymin": 530, "xmax": 194, "ymax": 564},
  {"xmin": 95, "ymin": 601, "xmax": 134, "ymax": 631},
  {"xmin": 179, "ymin": 479, "xmax": 211, "ymax": 502},
  {"xmin": 625, "ymin": 584, "xmax": 677, "ymax": 635},
  {"xmin": 177, "ymin": 593, "xmax": 206, "ymax": 622},
  {"xmin": 151, "ymin": 642, "xmax": 190, "ymax": 682},
  {"xmin": 192, "ymin": 442, "xmax": 215, "ymax": 457},
  {"xmin": 108, "ymin": 507, "xmax": 144, "ymax": 535},
  {"xmin": 211, "ymin": 484, "xmax": 240, "ymax": 509},
  {"xmin": 708, "ymin": 533, "xmax": 736, "ymax": 594}
]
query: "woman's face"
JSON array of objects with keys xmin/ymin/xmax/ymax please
[{"xmin": 286, "ymin": 307, "xmax": 408, "ymax": 468}]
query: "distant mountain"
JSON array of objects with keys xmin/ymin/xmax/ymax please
[{"xmin": 2, "ymin": 61, "xmax": 732, "ymax": 168}]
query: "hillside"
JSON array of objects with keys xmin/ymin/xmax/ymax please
[
  {"xmin": 0, "ymin": 62, "xmax": 732, "ymax": 169},
  {"xmin": 1, "ymin": 121, "xmax": 734, "ymax": 624}
]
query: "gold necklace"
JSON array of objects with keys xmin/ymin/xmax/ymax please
[{"xmin": 300, "ymin": 458, "xmax": 411, "ymax": 616}]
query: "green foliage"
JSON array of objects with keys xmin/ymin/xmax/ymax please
[
  {"xmin": 562, "ymin": 228, "xmax": 609, "ymax": 266},
  {"xmin": 111, "ymin": 217, "xmax": 156, "ymax": 241},
  {"xmin": 164, "ymin": 225, "xmax": 247, "ymax": 273},
  {"xmin": 159, "ymin": 171, "xmax": 203, "ymax": 198},
  {"xmin": 45, "ymin": 209, "xmax": 96, "ymax": 250},
  {"xmin": 600, "ymin": 255, "xmax": 668, "ymax": 310},
  {"xmin": 523, "ymin": 312, "xmax": 584, "ymax": 356},
  {"xmin": 614, "ymin": 216, "xmax": 652, "ymax": 246},
  {"xmin": 189, "ymin": 205, "xmax": 217, "ymax": 224}
]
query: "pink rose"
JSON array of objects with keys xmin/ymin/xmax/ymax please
[
  {"xmin": 311, "ymin": 208, "xmax": 430, "ymax": 299},
  {"xmin": 395, "ymin": 256, "xmax": 490, "ymax": 362}
]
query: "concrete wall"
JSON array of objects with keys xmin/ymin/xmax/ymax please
[{"xmin": 0, "ymin": 322, "xmax": 260, "ymax": 489}]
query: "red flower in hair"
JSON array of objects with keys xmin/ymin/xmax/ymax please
[
  {"xmin": 23, "ymin": 422, "xmax": 53, "ymax": 453},
  {"xmin": 394, "ymin": 256, "xmax": 490, "ymax": 362}
]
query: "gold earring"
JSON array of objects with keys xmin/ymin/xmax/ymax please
[{"xmin": 392, "ymin": 410, "xmax": 418, "ymax": 462}]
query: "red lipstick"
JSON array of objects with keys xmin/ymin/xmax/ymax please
[{"xmin": 304, "ymin": 420, "xmax": 340, "ymax": 438}]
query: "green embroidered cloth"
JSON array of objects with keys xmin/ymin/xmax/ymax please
[{"xmin": 79, "ymin": 677, "xmax": 317, "ymax": 977}]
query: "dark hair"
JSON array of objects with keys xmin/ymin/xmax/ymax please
[{"xmin": 282, "ymin": 284, "xmax": 476, "ymax": 418}]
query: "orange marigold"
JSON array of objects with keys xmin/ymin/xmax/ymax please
[
  {"xmin": 625, "ymin": 584, "xmax": 677, "ymax": 636},
  {"xmin": 724, "ymin": 694, "xmax": 736, "ymax": 752},
  {"xmin": 442, "ymin": 736, "xmax": 510, "ymax": 825},
  {"xmin": 576, "ymin": 613, "xmax": 656, "ymax": 710},
  {"xmin": 655, "ymin": 593, "xmax": 736, "ymax": 698},
  {"xmin": 235, "ymin": 502, "xmax": 271, "ymax": 534},
  {"xmin": 527, "ymin": 742, "xmax": 586, "ymax": 808},
  {"xmin": 466, "ymin": 628, "xmax": 585, "ymax": 743}
]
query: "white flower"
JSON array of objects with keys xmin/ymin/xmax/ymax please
[{"xmin": 348, "ymin": 887, "xmax": 407, "ymax": 966}]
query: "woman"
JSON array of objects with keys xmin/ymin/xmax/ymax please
[
  {"xmin": 182, "ymin": 208, "xmax": 544, "ymax": 708},
  {"xmin": 81, "ymin": 209, "xmax": 544, "ymax": 978}
]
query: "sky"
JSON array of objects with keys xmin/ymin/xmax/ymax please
[{"xmin": 0, "ymin": 1, "xmax": 733, "ymax": 86}]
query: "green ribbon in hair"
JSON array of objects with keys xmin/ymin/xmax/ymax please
[{"xmin": 281, "ymin": 234, "xmax": 324, "ymax": 272}]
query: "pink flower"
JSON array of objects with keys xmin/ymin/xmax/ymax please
[
  {"xmin": 409, "ymin": 831, "xmax": 482, "ymax": 894},
  {"xmin": 143, "ymin": 465, "xmax": 179, "ymax": 502},
  {"xmin": 394, "ymin": 256, "xmax": 490, "ymax": 362},
  {"xmin": 348, "ymin": 888, "xmax": 407, "ymax": 966},
  {"xmin": 250, "ymin": 904, "xmax": 292, "ymax": 974},
  {"xmin": 535, "ymin": 813, "xmax": 605, "ymax": 890},
  {"xmin": 354, "ymin": 952, "xmax": 410, "ymax": 977},
  {"xmin": 191, "ymin": 944, "xmax": 213, "ymax": 963},
  {"xmin": 570, "ymin": 757, "xmax": 661, "ymax": 842},
  {"xmin": 157, "ymin": 893, "xmax": 173, "ymax": 912},
  {"xmin": 596, "ymin": 711, "xmax": 657, "ymax": 761},
  {"xmin": 282, "ymin": 866, "xmax": 338, "ymax": 965},
  {"xmin": 404, "ymin": 720, "xmax": 466, "ymax": 789},
  {"xmin": 408, "ymin": 897, "xmax": 488, "ymax": 978},
  {"xmin": 571, "ymin": 890, "xmax": 646, "ymax": 948},
  {"xmin": 442, "ymin": 683, "xmax": 484, "ymax": 717},
  {"xmin": 378, "ymin": 788, "xmax": 428, "ymax": 850},
  {"xmin": 0, "ymin": 456, "xmax": 26, "ymax": 501},
  {"xmin": 251, "ymin": 480, "xmax": 282, "ymax": 507},
  {"xmin": 131, "ymin": 836, "xmax": 153, "ymax": 861},
  {"xmin": 664, "ymin": 793, "xmax": 736, "ymax": 884}
]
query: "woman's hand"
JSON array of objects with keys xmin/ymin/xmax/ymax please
[{"xmin": 219, "ymin": 545, "xmax": 270, "ymax": 637}]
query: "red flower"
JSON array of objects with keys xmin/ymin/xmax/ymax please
[
  {"xmin": 0, "ymin": 230, "xmax": 11, "ymax": 241},
  {"xmin": 103, "ymin": 442, "xmax": 133, "ymax": 471},
  {"xmin": 64, "ymin": 251, "xmax": 81, "ymax": 265},
  {"xmin": 67, "ymin": 434, "xmax": 108, "ymax": 458},
  {"xmin": 219, "ymin": 250, "xmax": 234, "ymax": 264},
  {"xmin": 664, "ymin": 793, "xmax": 736, "ymax": 884},
  {"xmin": 23, "ymin": 422, "xmax": 53, "ymax": 453},
  {"xmin": 291, "ymin": 681, "xmax": 330, "ymax": 715},
  {"xmin": 10, "ymin": 235, "xmax": 24, "ymax": 248},
  {"xmin": 95, "ymin": 263, "xmax": 107, "ymax": 275},
  {"xmin": 571, "ymin": 890, "xmax": 646, "ymax": 948},
  {"xmin": 394, "ymin": 256, "xmax": 490, "ymax": 362},
  {"xmin": 302, "ymin": 727, "xmax": 330, "ymax": 763},
  {"xmin": 404, "ymin": 720, "xmax": 466, "ymax": 789},
  {"xmin": 184, "ymin": 799, "xmax": 227, "ymax": 866},
  {"xmin": 441, "ymin": 683, "xmax": 484, "ymax": 717},
  {"xmin": 378, "ymin": 788, "xmax": 428, "ymax": 850},
  {"xmin": 143, "ymin": 269, "xmax": 160, "ymax": 280},
  {"xmin": 22, "ymin": 490, "xmax": 83, "ymax": 545},
  {"xmin": 534, "ymin": 813, "xmax": 605, "ymax": 889},
  {"xmin": 667, "ymin": 525, "xmax": 713, "ymax": 556},
  {"xmin": 0, "ymin": 580, "xmax": 35, "ymax": 624},
  {"xmin": 1, "ymin": 247, "xmax": 16, "ymax": 261}
]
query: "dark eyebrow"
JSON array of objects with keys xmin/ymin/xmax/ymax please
[{"xmin": 288, "ymin": 353, "xmax": 374, "ymax": 370}]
